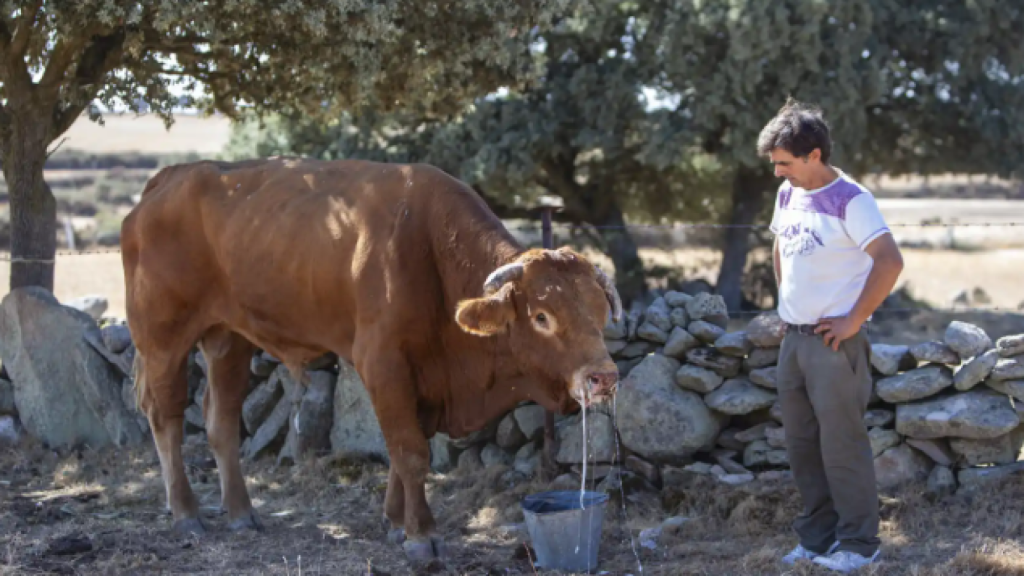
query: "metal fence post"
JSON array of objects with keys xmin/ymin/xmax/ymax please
[{"xmin": 533, "ymin": 195, "xmax": 564, "ymax": 480}]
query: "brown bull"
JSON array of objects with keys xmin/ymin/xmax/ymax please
[{"xmin": 121, "ymin": 157, "xmax": 622, "ymax": 561}]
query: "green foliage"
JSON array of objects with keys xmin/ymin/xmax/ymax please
[
  {"xmin": 641, "ymin": 0, "xmax": 1024, "ymax": 178},
  {"xmin": 1, "ymin": 0, "xmax": 572, "ymax": 132}
]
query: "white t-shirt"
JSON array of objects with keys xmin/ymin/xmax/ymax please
[{"xmin": 769, "ymin": 168, "xmax": 891, "ymax": 326}]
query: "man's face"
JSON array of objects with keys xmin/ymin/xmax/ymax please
[{"xmin": 769, "ymin": 148, "xmax": 819, "ymax": 188}]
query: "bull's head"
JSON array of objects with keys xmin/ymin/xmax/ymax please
[{"xmin": 454, "ymin": 247, "xmax": 623, "ymax": 410}]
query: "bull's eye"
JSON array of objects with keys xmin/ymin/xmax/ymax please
[{"xmin": 532, "ymin": 311, "xmax": 555, "ymax": 334}]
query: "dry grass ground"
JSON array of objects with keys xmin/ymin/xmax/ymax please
[{"xmin": 1, "ymin": 436, "xmax": 1022, "ymax": 575}]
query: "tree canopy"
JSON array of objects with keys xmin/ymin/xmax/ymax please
[
  {"xmin": 232, "ymin": 0, "xmax": 1024, "ymax": 309},
  {"xmin": 0, "ymin": 0, "xmax": 569, "ymax": 290}
]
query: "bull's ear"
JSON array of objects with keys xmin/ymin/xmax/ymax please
[{"xmin": 455, "ymin": 284, "xmax": 516, "ymax": 336}]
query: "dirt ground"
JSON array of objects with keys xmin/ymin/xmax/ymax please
[{"xmin": 1, "ymin": 435, "xmax": 1023, "ymax": 575}]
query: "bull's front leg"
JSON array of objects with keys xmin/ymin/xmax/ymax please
[{"xmin": 360, "ymin": 353, "xmax": 446, "ymax": 562}]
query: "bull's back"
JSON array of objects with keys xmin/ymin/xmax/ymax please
[{"xmin": 123, "ymin": 157, "xmax": 451, "ymax": 363}]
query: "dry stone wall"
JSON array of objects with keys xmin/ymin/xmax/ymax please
[{"xmin": 1, "ymin": 286, "xmax": 1022, "ymax": 496}]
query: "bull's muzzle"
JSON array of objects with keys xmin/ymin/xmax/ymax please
[{"xmin": 573, "ymin": 366, "xmax": 619, "ymax": 407}]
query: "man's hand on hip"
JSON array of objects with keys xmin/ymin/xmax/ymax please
[{"xmin": 814, "ymin": 316, "xmax": 861, "ymax": 351}]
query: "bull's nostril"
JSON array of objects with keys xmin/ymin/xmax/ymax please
[{"xmin": 587, "ymin": 375, "xmax": 600, "ymax": 387}]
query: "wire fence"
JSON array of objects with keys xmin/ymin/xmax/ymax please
[{"xmin": 0, "ymin": 219, "xmax": 1021, "ymax": 321}]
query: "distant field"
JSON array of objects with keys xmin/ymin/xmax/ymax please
[{"xmin": 59, "ymin": 113, "xmax": 233, "ymax": 154}]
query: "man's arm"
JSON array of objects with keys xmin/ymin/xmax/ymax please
[
  {"xmin": 816, "ymin": 233, "xmax": 904, "ymax": 350},
  {"xmin": 773, "ymin": 236, "xmax": 782, "ymax": 287}
]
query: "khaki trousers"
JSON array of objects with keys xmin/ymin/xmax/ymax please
[{"xmin": 777, "ymin": 327, "xmax": 880, "ymax": 557}]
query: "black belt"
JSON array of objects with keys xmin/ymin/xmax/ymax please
[{"xmin": 786, "ymin": 323, "xmax": 819, "ymax": 335}]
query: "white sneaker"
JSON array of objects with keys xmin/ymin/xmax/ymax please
[
  {"xmin": 781, "ymin": 540, "xmax": 839, "ymax": 565},
  {"xmin": 812, "ymin": 549, "xmax": 881, "ymax": 573}
]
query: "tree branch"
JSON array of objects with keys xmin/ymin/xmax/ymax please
[
  {"xmin": 51, "ymin": 31, "xmax": 126, "ymax": 139},
  {"xmin": 38, "ymin": 36, "xmax": 91, "ymax": 99},
  {"xmin": 9, "ymin": 0, "xmax": 42, "ymax": 59}
]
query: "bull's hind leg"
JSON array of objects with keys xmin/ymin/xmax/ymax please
[
  {"xmin": 199, "ymin": 327, "xmax": 262, "ymax": 531},
  {"xmin": 136, "ymin": 347, "xmax": 206, "ymax": 535}
]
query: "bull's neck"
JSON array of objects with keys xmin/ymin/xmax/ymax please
[
  {"xmin": 429, "ymin": 194, "xmax": 524, "ymax": 312},
  {"xmin": 427, "ymin": 193, "xmax": 547, "ymax": 433}
]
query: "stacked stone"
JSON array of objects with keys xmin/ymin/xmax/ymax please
[{"xmin": 2, "ymin": 286, "xmax": 1021, "ymax": 496}]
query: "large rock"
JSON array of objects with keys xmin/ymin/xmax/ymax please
[
  {"xmin": 996, "ymin": 334, "xmax": 1024, "ymax": 358},
  {"xmin": 0, "ymin": 415, "xmax": 21, "ymax": 445},
  {"xmin": 100, "ymin": 324, "xmax": 132, "ymax": 354},
  {"xmin": 555, "ymin": 411, "xmax": 616, "ymax": 465},
  {"xmin": 496, "ymin": 412, "xmax": 526, "ymax": 449},
  {"xmin": 870, "ymin": 344, "xmax": 911, "ymax": 376},
  {"xmin": 64, "ymin": 295, "xmax": 108, "ymax": 321},
  {"xmin": 990, "ymin": 356, "xmax": 1024, "ymax": 381},
  {"xmin": 514, "ymin": 404, "xmax": 546, "ymax": 441},
  {"xmin": 944, "ymin": 321, "xmax": 993, "ymax": 359},
  {"xmin": 634, "ymin": 317, "xmax": 667, "ymax": 340},
  {"xmin": 954, "ymin": 349, "xmax": 999, "ymax": 391},
  {"xmin": 0, "ymin": 379, "xmax": 14, "ymax": 415},
  {"xmin": 644, "ymin": 297, "xmax": 674, "ymax": 332},
  {"xmin": 636, "ymin": 321, "xmax": 669, "ymax": 344},
  {"xmin": 746, "ymin": 312, "xmax": 787, "ymax": 348},
  {"xmin": 603, "ymin": 315, "xmax": 627, "ymax": 340},
  {"xmin": 669, "ymin": 307, "xmax": 690, "ymax": 328},
  {"xmin": 688, "ymin": 320, "xmax": 725, "ymax": 344},
  {"xmin": 615, "ymin": 354, "xmax": 722, "ymax": 461},
  {"xmin": 743, "ymin": 440, "xmax": 771, "ymax": 467},
  {"xmin": 909, "ymin": 341, "xmax": 960, "ymax": 365},
  {"xmin": 904, "ymin": 438, "xmax": 956, "ymax": 466},
  {"xmin": 957, "ymin": 461, "xmax": 1024, "ymax": 489},
  {"xmin": 744, "ymin": 347, "xmax": 780, "ymax": 370},
  {"xmin": 874, "ymin": 444, "xmax": 933, "ymax": 489},
  {"xmin": 674, "ymin": 364, "xmax": 723, "ymax": 394},
  {"xmin": 748, "ymin": 366, "xmax": 778, "ymax": 390},
  {"xmin": 330, "ymin": 360, "xmax": 388, "ymax": 461},
  {"xmin": 684, "ymin": 293, "xmax": 728, "ymax": 329},
  {"xmin": 868, "ymin": 427, "xmax": 901, "ymax": 457},
  {"xmin": 0, "ymin": 288, "xmax": 147, "ymax": 449},
  {"xmin": 245, "ymin": 395, "xmax": 291, "ymax": 459},
  {"xmin": 429, "ymin": 433, "xmax": 456, "ymax": 473},
  {"xmin": 703, "ymin": 378, "xmax": 777, "ymax": 415},
  {"xmin": 663, "ymin": 327, "xmax": 700, "ymax": 359},
  {"xmin": 685, "ymin": 347, "xmax": 741, "ymax": 378},
  {"xmin": 242, "ymin": 375, "xmax": 284, "ymax": 435},
  {"xmin": 714, "ymin": 331, "xmax": 752, "ymax": 357},
  {"xmin": 875, "ymin": 364, "xmax": 953, "ymax": 403},
  {"xmin": 985, "ymin": 378, "xmax": 1024, "ymax": 402},
  {"xmin": 278, "ymin": 370, "xmax": 336, "ymax": 464},
  {"xmin": 895, "ymin": 390, "xmax": 1021, "ymax": 440},
  {"xmin": 864, "ymin": 409, "xmax": 894, "ymax": 428},
  {"xmin": 927, "ymin": 466, "xmax": 957, "ymax": 497},
  {"xmin": 949, "ymin": 427, "xmax": 1024, "ymax": 466},
  {"xmin": 664, "ymin": 290, "xmax": 692, "ymax": 308}
]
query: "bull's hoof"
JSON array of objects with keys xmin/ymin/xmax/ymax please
[
  {"xmin": 228, "ymin": 509, "xmax": 265, "ymax": 532},
  {"xmin": 402, "ymin": 535, "xmax": 448, "ymax": 562},
  {"xmin": 173, "ymin": 517, "xmax": 207, "ymax": 536},
  {"xmin": 387, "ymin": 528, "xmax": 407, "ymax": 545}
]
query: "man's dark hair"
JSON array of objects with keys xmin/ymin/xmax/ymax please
[{"xmin": 756, "ymin": 97, "xmax": 832, "ymax": 163}]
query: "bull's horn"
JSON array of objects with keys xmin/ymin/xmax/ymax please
[
  {"xmin": 594, "ymin": 266, "xmax": 623, "ymax": 323},
  {"xmin": 483, "ymin": 262, "xmax": 525, "ymax": 295}
]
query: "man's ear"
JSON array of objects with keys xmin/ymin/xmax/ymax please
[{"xmin": 455, "ymin": 284, "xmax": 516, "ymax": 336}]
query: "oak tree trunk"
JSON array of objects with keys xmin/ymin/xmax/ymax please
[
  {"xmin": 595, "ymin": 203, "xmax": 646, "ymax": 305},
  {"xmin": 2, "ymin": 117, "xmax": 56, "ymax": 291},
  {"xmin": 716, "ymin": 167, "xmax": 775, "ymax": 311}
]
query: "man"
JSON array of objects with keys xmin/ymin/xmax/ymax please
[{"xmin": 759, "ymin": 98, "xmax": 904, "ymax": 573}]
